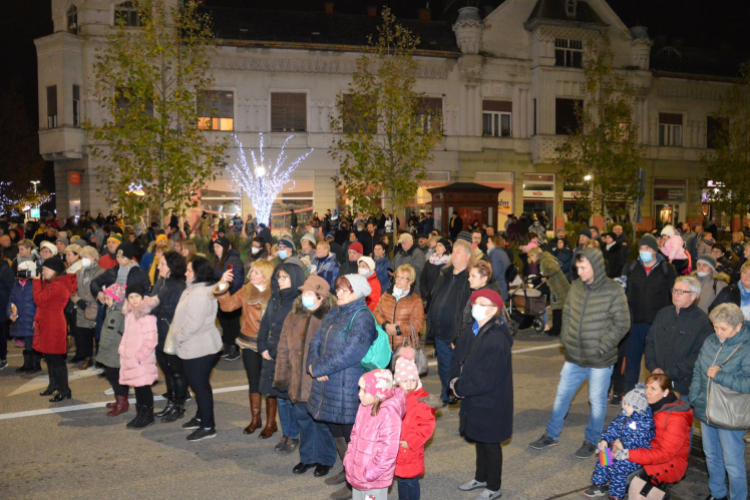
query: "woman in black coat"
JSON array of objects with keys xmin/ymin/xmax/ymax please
[
  {"xmin": 257, "ymin": 261, "xmax": 306, "ymax": 452},
  {"xmin": 212, "ymin": 237, "xmax": 244, "ymax": 361},
  {"xmin": 449, "ymin": 288, "xmax": 513, "ymax": 500}
]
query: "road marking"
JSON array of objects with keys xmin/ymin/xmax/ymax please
[
  {"xmin": 8, "ymin": 368, "xmax": 106, "ymax": 396},
  {"xmin": 0, "ymin": 343, "xmax": 560, "ymax": 421}
]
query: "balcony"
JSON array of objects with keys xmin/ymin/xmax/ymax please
[
  {"xmin": 38, "ymin": 126, "xmax": 85, "ymax": 161},
  {"xmin": 531, "ymin": 134, "xmax": 567, "ymax": 164}
]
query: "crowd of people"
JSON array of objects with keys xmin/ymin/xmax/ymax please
[{"xmin": 0, "ymin": 208, "xmax": 749, "ymax": 500}]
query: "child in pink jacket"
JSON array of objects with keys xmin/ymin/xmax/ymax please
[
  {"xmin": 344, "ymin": 369, "xmax": 406, "ymax": 500},
  {"xmin": 118, "ymin": 283, "xmax": 158, "ymax": 430}
]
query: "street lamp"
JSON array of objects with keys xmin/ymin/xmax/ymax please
[{"xmin": 583, "ymin": 175, "xmax": 592, "ymax": 182}]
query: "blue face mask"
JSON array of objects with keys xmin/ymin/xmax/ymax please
[
  {"xmin": 278, "ymin": 250, "xmax": 288, "ymax": 260},
  {"xmin": 302, "ymin": 295, "xmax": 317, "ymax": 310},
  {"xmin": 639, "ymin": 251, "xmax": 654, "ymax": 263}
]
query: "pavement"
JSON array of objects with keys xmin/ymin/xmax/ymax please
[{"xmin": 0, "ymin": 332, "xmax": 746, "ymax": 500}]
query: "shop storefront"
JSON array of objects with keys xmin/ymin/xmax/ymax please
[
  {"xmin": 523, "ymin": 173, "xmax": 555, "ymax": 219},
  {"xmin": 653, "ymin": 178, "xmax": 686, "ymax": 230}
]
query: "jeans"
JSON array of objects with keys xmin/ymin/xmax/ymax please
[
  {"xmin": 545, "ymin": 362, "xmax": 614, "ymax": 444},
  {"xmin": 434, "ymin": 338, "xmax": 452, "ymax": 402},
  {"xmin": 475, "ymin": 442, "xmax": 503, "ymax": 492},
  {"xmin": 277, "ymin": 397, "xmax": 300, "ymax": 439},
  {"xmin": 294, "ymin": 402, "xmax": 336, "ymax": 466},
  {"xmin": 183, "ymin": 353, "xmax": 217, "ymax": 430},
  {"xmin": 701, "ymin": 423, "xmax": 748, "ymax": 500},
  {"xmin": 680, "ymin": 395, "xmax": 693, "ymax": 452},
  {"xmin": 396, "ymin": 476, "xmax": 421, "ymax": 500},
  {"xmin": 624, "ymin": 323, "xmax": 650, "ymax": 393}
]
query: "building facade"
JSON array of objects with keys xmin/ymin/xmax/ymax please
[{"xmin": 37, "ymin": 0, "xmax": 742, "ymax": 230}]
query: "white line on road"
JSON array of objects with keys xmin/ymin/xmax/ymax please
[{"xmin": 0, "ymin": 343, "xmax": 560, "ymax": 421}]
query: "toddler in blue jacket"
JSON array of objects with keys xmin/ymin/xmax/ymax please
[{"xmin": 586, "ymin": 384, "xmax": 656, "ymax": 499}]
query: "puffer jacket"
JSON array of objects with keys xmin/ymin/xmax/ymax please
[
  {"xmin": 7, "ymin": 279, "xmax": 35, "ymax": 338},
  {"xmin": 600, "ymin": 408, "xmax": 656, "ymax": 451},
  {"xmin": 31, "ymin": 274, "xmax": 78, "ymax": 355},
  {"xmin": 375, "ymin": 256, "xmax": 391, "ymax": 295},
  {"xmin": 307, "ymin": 297, "xmax": 378, "ymax": 424},
  {"xmin": 118, "ymin": 299, "xmax": 158, "ymax": 387},
  {"xmin": 538, "ymin": 251, "xmax": 570, "ymax": 311},
  {"xmin": 172, "ymin": 282, "xmax": 222, "ymax": 360},
  {"xmin": 689, "ymin": 323, "xmax": 750, "ymax": 424},
  {"xmin": 373, "ymin": 285, "xmax": 424, "ymax": 351},
  {"xmin": 561, "ymin": 248, "xmax": 631, "ymax": 368},
  {"xmin": 273, "ymin": 294, "xmax": 335, "ymax": 403},
  {"xmin": 150, "ymin": 277, "xmax": 186, "ymax": 350},
  {"xmin": 215, "ymin": 281, "xmax": 271, "ymax": 349},
  {"xmin": 98, "ymin": 304, "xmax": 125, "ymax": 368},
  {"xmin": 622, "ymin": 254, "xmax": 677, "ymax": 324},
  {"xmin": 629, "ymin": 398, "xmax": 693, "ymax": 484},
  {"xmin": 72, "ymin": 264, "xmax": 104, "ymax": 329},
  {"xmin": 344, "ymin": 387, "xmax": 406, "ymax": 490},
  {"xmin": 395, "ymin": 387, "xmax": 436, "ymax": 479}
]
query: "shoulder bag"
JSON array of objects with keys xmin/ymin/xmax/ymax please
[
  {"xmin": 162, "ymin": 321, "xmax": 177, "ymax": 355},
  {"xmin": 706, "ymin": 341, "xmax": 750, "ymax": 430}
]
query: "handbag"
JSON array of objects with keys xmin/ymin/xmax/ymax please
[
  {"xmin": 344, "ymin": 308, "xmax": 392, "ymax": 372},
  {"xmin": 706, "ymin": 341, "xmax": 750, "ymax": 430},
  {"xmin": 392, "ymin": 324, "xmax": 428, "ymax": 376},
  {"xmin": 162, "ymin": 322, "xmax": 177, "ymax": 355},
  {"xmin": 628, "ymin": 472, "xmax": 669, "ymax": 500}
]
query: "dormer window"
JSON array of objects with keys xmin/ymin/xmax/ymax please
[
  {"xmin": 67, "ymin": 4, "xmax": 78, "ymax": 34},
  {"xmin": 565, "ymin": 0, "xmax": 577, "ymax": 18},
  {"xmin": 114, "ymin": 1, "xmax": 141, "ymax": 27}
]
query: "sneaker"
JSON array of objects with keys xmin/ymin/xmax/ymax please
[
  {"xmin": 104, "ymin": 387, "xmax": 114, "ymax": 396},
  {"xmin": 181, "ymin": 416, "xmax": 202, "ymax": 430},
  {"xmin": 458, "ymin": 479, "xmax": 488, "ymax": 492},
  {"xmin": 583, "ymin": 484, "xmax": 608, "ymax": 498},
  {"xmin": 473, "ymin": 489, "xmax": 502, "ymax": 500},
  {"xmin": 529, "ymin": 434, "xmax": 558, "ymax": 450},
  {"xmin": 0, "ymin": 359, "xmax": 7, "ymax": 370},
  {"xmin": 12, "ymin": 338, "xmax": 25, "ymax": 348},
  {"xmin": 220, "ymin": 346, "xmax": 231, "ymax": 358},
  {"xmin": 223, "ymin": 345, "xmax": 241, "ymax": 362},
  {"xmin": 275, "ymin": 435, "xmax": 289, "ymax": 451},
  {"xmin": 187, "ymin": 428, "xmax": 217, "ymax": 442},
  {"xmin": 609, "ymin": 394, "xmax": 622, "ymax": 407},
  {"xmin": 574, "ymin": 441, "xmax": 598, "ymax": 459},
  {"xmin": 283, "ymin": 438, "xmax": 300, "ymax": 453}
]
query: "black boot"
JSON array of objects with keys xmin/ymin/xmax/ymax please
[
  {"xmin": 29, "ymin": 352, "xmax": 42, "ymax": 374},
  {"xmin": 40, "ymin": 358, "xmax": 56, "ymax": 396},
  {"xmin": 49, "ymin": 363, "xmax": 71, "ymax": 402},
  {"xmin": 126, "ymin": 405, "xmax": 143, "ymax": 429},
  {"xmin": 16, "ymin": 352, "xmax": 31, "ymax": 374},
  {"xmin": 155, "ymin": 392, "xmax": 175, "ymax": 418},
  {"xmin": 130, "ymin": 406, "xmax": 155, "ymax": 430},
  {"xmin": 161, "ymin": 397, "xmax": 186, "ymax": 423}
]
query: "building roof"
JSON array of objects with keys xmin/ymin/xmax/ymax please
[
  {"xmin": 201, "ymin": 5, "xmax": 461, "ymax": 54},
  {"xmin": 650, "ymin": 45, "xmax": 749, "ymax": 79},
  {"xmin": 525, "ymin": 0, "xmax": 607, "ymax": 28}
]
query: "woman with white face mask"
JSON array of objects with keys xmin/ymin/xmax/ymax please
[
  {"xmin": 448, "ymin": 289, "xmax": 513, "ymax": 500},
  {"xmin": 70, "ymin": 246, "xmax": 104, "ymax": 368},
  {"xmin": 373, "ymin": 264, "xmax": 424, "ymax": 352}
]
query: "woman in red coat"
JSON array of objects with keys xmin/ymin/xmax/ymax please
[
  {"xmin": 614, "ymin": 374, "xmax": 693, "ymax": 485},
  {"xmin": 33, "ymin": 256, "xmax": 78, "ymax": 402}
]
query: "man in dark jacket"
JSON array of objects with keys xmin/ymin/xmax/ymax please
[
  {"xmin": 530, "ymin": 248, "xmax": 630, "ymax": 459},
  {"xmin": 358, "ymin": 222, "xmax": 378, "ymax": 257},
  {"xmin": 620, "ymin": 234, "xmax": 677, "ymax": 396},
  {"xmin": 602, "ymin": 232, "xmax": 628, "ymax": 278},
  {"xmin": 644, "ymin": 276, "xmax": 712, "ymax": 398}
]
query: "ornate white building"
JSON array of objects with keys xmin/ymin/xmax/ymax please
[{"xmin": 37, "ymin": 0, "xmax": 745, "ymax": 230}]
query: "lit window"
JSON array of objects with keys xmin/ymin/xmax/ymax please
[
  {"xmin": 114, "ymin": 1, "xmax": 141, "ymax": 27},
  {"xmin": 482, "ymin": 101, "xmax": 512, "ymax": 137},
  {"xmin": 198, "ymin": 90, "xmax": 234, "ymax": 131},
  {"xmin": 67, "ymin": 4, "xmax": 78, "ymax": 34},
  {"xmin": 555, "ymin": 38, "xmax": 583, "ymax": 68},
  {"xmin": 271, "ymin": 92, "xmax": 307, "ymax": 132},
  {"xmin": 659, "ymin": 113, "xmax": 683, "ymax": 147}
]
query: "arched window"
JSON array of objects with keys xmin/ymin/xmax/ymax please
[
  {"xmin": 565, "ymin": 0, "xmax": 577, "ymax": 18},
  {"xmin": 67, "ymin": 4, "xmax": 78, "ymax": 34},
  {"xmin": 114, "ymin": 1, "xmax": 141, "ymax": 27}
]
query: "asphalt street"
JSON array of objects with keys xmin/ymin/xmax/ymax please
[{"xmin": 0, "ymin": 331, "xmax": 743, "ymax": 500}]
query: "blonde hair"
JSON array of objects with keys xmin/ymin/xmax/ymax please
[
  {"xmin": 248, "ymin": 259, "xmax": 274, "ymax": 285},
  {"xmin": 18, "ymin": 239, "xmax": 35, "ymax": 250},
  {"xmin": 395, "ymin": 264, "xmax": 416, "ymax": 282},
  {"xmin": 527, "ymin": 247, "xmax": 542, "ymax": 259},
  {"xmin": 741, "ymin": 260, "xmax": 750, "ymax": 275},
  {"xmin": 316, "ymin": 240, "xmax": 330, "ymax": 252}
]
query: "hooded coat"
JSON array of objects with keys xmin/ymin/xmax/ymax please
[
  {"xmin": 344, "ymin": 387, "xmax": 407, "ymax": 490},
  {"xmin": 273, "ymin": 293, "xmax": 335, "ymax": 403},
  {"xmin": 118, "ymin": 299, "xmax": 159, "ymax": 387},
  {"xmin": 693, "ymin": 271, "xmax": 730, "ymax": 313},
  {"xmin": 538, "ymin": 251, "xmax": 570, "ymax": 311},
  {"xmin": 171, "ymin": 282, "xmax": 222, "ymax": 360},
  {"xmin": 364, "ymin": 271, "xmax": 382, "ymax": 312},
  {"xmin": 97, "ymin": 303, "xmax": 125, "ymax": 368},
  {"xmin": 32, "ymin": 274, "xmax": 77, "ymax": 355},
  {"xmin": 257, "ymin": 263, "xmax": 306, "ymax": 398},
  {"xmin": 629, "ymin": 399, "xmax": 693, "ymax": 484},
  {"xmin": 395, "ymin": 387, "xmax": 436, "ymax": 479},
  {"xmin": 307, "ymin": 297, "xmax": 378, "ymax": 424},
  {"xmin": 560, "ymin": 248, "xmax": 631, "ymax": 368},
  {"xmin": 623, "ymin": 254, "xmax": 677, "ymax": 324}
]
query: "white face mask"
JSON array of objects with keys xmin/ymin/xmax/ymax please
[
  {"xmin": 251, "ymin": 247, "xmax": 260, "ymax": 255},
  {"xmin": 393, "ymin": 286, "xmax": 405, "ymax": 297},
  {"xmin": 697, "ymin": 271, "xmax": 711, "ymax": 277},
  {"xmin": 358, "ymin": 268, "xmax": 370, "ymax": 277},
  {"xmin": 81, "ymin": 258, "xmax": 92, "ymax": 268},
  {"xmin": 471, "ymin": 304, "xmax": 489, "ymax": 321}
]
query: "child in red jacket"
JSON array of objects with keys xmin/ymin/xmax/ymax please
[{"xmin": 394, "ymin": 347, "xmax": 436, "ymax": 500}]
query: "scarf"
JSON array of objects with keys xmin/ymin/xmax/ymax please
[
  {"xmin": 429, "ymin": 252, "xmax": 450, "ymax": 266},
  {"xmin": 648, "ymin": 391, "xmax": 677, "ymax": 413}
]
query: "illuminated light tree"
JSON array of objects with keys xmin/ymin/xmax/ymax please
[{"xmin": 227, "ymin": 133, "xmax": 313, "ymax": 226}]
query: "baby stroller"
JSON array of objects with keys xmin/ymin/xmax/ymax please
[{"xmin": 508, "ymin": 275, "xmax": 548, "ymax": 334}]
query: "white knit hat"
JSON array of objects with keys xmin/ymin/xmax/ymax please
[
  {"xmin": 40, "ymin": 240, "xmax": 58, "ymax": 256},
  {"xmin": 344, "ymin": 274, "xmax": 371, "ymax": 299},
  {"xmin": 301, "ymin": 232, "xmax": 317, "ymax": 246},
  {"xmin": 357, "ymin": 256, "xmax": 376, "ymax": 272},
  {"xmin": 660, "ymin": 225, "xmax": 675, "ymax": 237}
]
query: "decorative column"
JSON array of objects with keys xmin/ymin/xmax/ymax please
[{"xmin": 453, "ymin": 6, "xmax": 484, "ymax": 137}]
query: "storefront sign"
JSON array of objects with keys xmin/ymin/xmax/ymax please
[
  {"xmin": 523, "ymin": 190, "xmax": 553, "ymax": 199},
  {"xmin": 68, "ymin": 171, "xmax": 81, "ymax": 185},
  {"xmin": 653, "ymin": 188, "xmax": 685, "ymax": 202}
]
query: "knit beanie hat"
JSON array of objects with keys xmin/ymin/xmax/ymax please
[
  {"xmin": 456, "ymin": 231, "xmax": 473, "ymax": 243},
  {"xmin": 301, "ymin": 233, "xmax": 317, "ymax": 247},
  {"xmin": 42, "ymin": 255, "xmax": 66, "ymax": 275},
  {"xmin": 278, "ymin": 236, "xmax": 295, "ymax": 251},
  {"xmin": 108, "ymin": 233, "xmax": 123, "ymax": 245},
  {"xmin": 116, "ymin": 242, "xmax": 135, "ymax": 260},
  {"xmin": 438, "ymin": 238, "xmax": 453, "ymax": 254},
  {"xmin": 155, "ymin": 234, "xmax": 168, "ymax": 245},
  {"xmin": 357, "ymin": 256, "xmax": 376, "ymax": 272},
  {"xmin": 104, "ymin": 283, "xmax": 126, "ymax": 302},
  {"xmin": 214, "ymin": 236, "xmax": 231, "ymax": 252},
  {"xmin": 359, "ymin": 368, "xmax": 394, "ymax": 401},
  {"xmin": 661, "ymin": 225, "xmax": 676, "ymax": 237},
  {"xmin": 579, "ymin": 228, "xmax": 592, "ymax": 239},
  {"xmin": 623, "ymin": 384, "xmax": 649, "ymax": 414},
  {"xmin": 348, "ymin": 242, "xmax": 364, "ymax": 255},
  {"xmin": 344, "ymin": 273, "xmax": 371, "ymax": 299},
  {"xmin": 394, "ymin": 347, "xmax": 420, "ymax": 384},
  {"xmin": 56, "ymin": 236, "xmax": 70, "ymax": 246},
  {"xmin": 126, "ymin": 283, "xmax": 145, "ymax": 298},
  {"xmin": 40, "ymin": 240, "xmax": 58, "ymax": 256},
  {"xmin": 638, "ymin": 234, "xmax": 659, "ymax": 253},
  {"xmin": 697, "ymin": 255, "xmax": 717, "ymax": 271}
]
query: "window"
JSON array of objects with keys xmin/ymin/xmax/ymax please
[
  {"xmin": 565, "ymin": 0, "xmax": 577, "ymax": 17},
  {"xmin": 67, "ymin": 4, "xmax": 78, "ymax": 34},
  {"xmin": 342, "ymin": 94, "xmax": 377, "ymax": 134},
  {"xmin": 555, "ymin": 98, "xmax": 582, "ymax": 135},
  {"xmin": 114, "ymin": 1, "xmax": 141, "ymax": 27},
  {"xmin": 706, "ymin": 116, "xmax": 728, "ymax": 149},
  {"xmin": 533, "ymin": 98, "xmax": 537, "ymax": 135},
  {"xmin": 47, "ymin": 86, "xmax": 58, "ymax": 128},
  {"xmin": 555, "ymin": 38, "xmax": 583, "ymax": 68},
  {"xmin": 197, "ymin": 90, "xmax": 234, "ymax": 131},
  {"xmin": 413, "ymin": 97, "xmax": 443, "ymax": 133},
  {"xmin": 482, "ymin": 101, "xmax": 512, "ymax": 137},
  {"xmin": 115, "ymin": 87, "xmax": 153, "ymax": 125},
  {"xmin": 271, "ymin": 92, "xmax": 307, "ymax": 132},
  {"xmin": 72, "ymin": 85, "xmax": 80, "ymax": 127},
  {"xmin": 659, "ymin": 113, "xmax": 683, "ymax": 147}
]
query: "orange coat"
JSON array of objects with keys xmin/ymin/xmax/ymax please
[
  {"xmin": 373, "ymin": 290, "xmax": 424, "ymax": 351},
  {"xmin": 215, "ymin": 282, "xmax": 271, "ymax": 348}
]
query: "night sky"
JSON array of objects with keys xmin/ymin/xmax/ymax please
[{"xmin": 2, "ymin": 0, "xmax": 748, "ymax": 196}]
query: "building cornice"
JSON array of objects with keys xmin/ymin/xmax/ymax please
[{"xmin": 216, "ymin": 39, "xmax": 461, "ymax": 60}]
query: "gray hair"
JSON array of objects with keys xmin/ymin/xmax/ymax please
[
  {"xmin": 709, "ymin": 303, "xmax": 745, "ymax": 329},
  {"xmin": 452, "ymin": 239, "xmax": 473, "ymax": 256},
  {"xmin": 675, "ymin": 276, "xmax": 701, "ymax": 297}
]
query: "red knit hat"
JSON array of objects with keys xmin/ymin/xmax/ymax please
[
  {"xmin": 470, "ymin": 289, "xmax": 503, "ymax": 309},
  {"xmin": 348, "ymin": 242, "xmax": 363, "ymax": 255}
]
